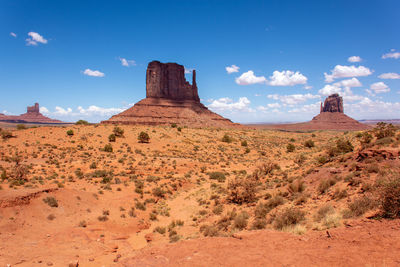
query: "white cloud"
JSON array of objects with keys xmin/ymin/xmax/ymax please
[
  {"xmin": 382, "ymin": 50, "xmax": 400, "ymax": 59},
  {"xmin": 348, "ymin": 56, "xmax": 362, "ymax": 63},
  {"xmin": 318, "ymin": 84, "xmax": 342, "ymax": 96},
  {"xmin": 288, "ymin": 102, "xmax": 320, "ymax": 114},
  {"xmin": 208, "ymin": 97, "xmax": 253, "ymax": 112},
  {"xmin": 324, "ymin": 65, "xmax": 372, "ymax": 82},
  {"xmin": 226, "ymin": 65, "xmax": 240, "ymax": 74},
  {"xmin": 39, "ymin": 107, "xmax": 49, "ymax": 114},
  {"xmin": 26, "ymin": 32, "xmax": 48, "ymax": 46},
  {"xmin": 54, "ymin": 106, "xmax": 73, "ymax": 115},
  {"xmin": 119, "ymin": 57, "xmax": 136, "ymax": 67},
  {"xmin": 184, "ymin": 68, "xmax": 193, "ymax": 74},
  {"xmin": 304, "ymin": 85, "xmax": 313, "ymax": 90},
  {"xmin": 235, "ymin": 71, "xmax": 267, "ymax": 85},
  {"xmin": 333, "ymin": 77, "xmax": 362, "ymax": 88},
  {"xmin": 267, "ymin": 102, "xmax": 281, "ymax": 108},
  {"xmin": 268, "ymin": 70, "xmax": 307, "ymax": 86},
  {"xmin": 370, "ymin": 82, "xmax": 390, "ymax": 94},
  {"xmin": 10, "ymin": 32, "xmax": 17, "ymax": 38},
  {"xmin": 267, "ymin": 93, "xmax": 319, "ymax": 105},
  {"xmin": 77, "ymin": 105, "xmax": 124, "ymax": 116},
  {"xmin": 378, "ymin": 73, "xmax": 400, "ymax": 79},
  {"xmin": 83, "ymin": 69, "xmax": 105, "ymax": 77}
]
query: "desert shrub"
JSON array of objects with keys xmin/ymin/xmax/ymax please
[
  {"xmin": 375, "ymin": 137, "xmax": 393, "ymax": 146},
  {"xmin": 79, "ymin": 220, "xmax": 87, "ymax": 227},
  {"xmin": 304, "ymin": 139, "xmax": 315, "ymax": 148},
  {"xmin": 316, "ymin": 155, "xmax": 327, "ymax": 165},
  {"xmin": 318, "ymin": 177, "xmax": 336, "ymax": 194},
  {"xmin": 209, "ymin": 172, "xmax": 226, "ymax": 183},
  {"xmin": 138, "ymin": 131, "xmax": 150, "ymax": 143},
  {"xmin": 66, "ymin": 130, "xmax": 74, "ymax": 136},
  {"xmin": 177, "ymin": 127, "xmax": 182, "ymax": 132},
  {"xmin": 154, "ymin": 226, "xmax": 166, "ymax": 234},
  {"xmin": 97, "ymin": 215, "xmax": 108, "ymax": 221},
  {"xmin": 266, "ymin": 195, "xmax": 285, "ymax": 210},
  {"xmin": 295, "ymin": 154, "xmax": 307, "ymax": 166},
  {"xmin": 254, "ymin": 201, "xmax": 271, "ymax": 218},
  {"xmin": 360, "ymin": 132, "xmax": 373, "ymax": 145},
  {"xmin": 113, "ymin": 126, "xmax": 124, "ymax": 137},
  {"xmin": 233, "ymin": 211, "xmax": 249, "ymax": 230},
  {"xmin": 378, "ymin": 176, "xmax": 400, "ymax": 218},
  {"xmin": 213, "ymin": 204, "xmax": 224, "ymax": 215},
  {"xmin": 108, "ymin": 134, "xmax": 116, "ymax": 142},
  {"xmin": 274, "ymin": 207, "xmax": 305, "ymax": 230},
  {"xmin": 343, "ymin": 196, "xmax": 376, "ymax": 218},
  {"xmin": 336, "ymin": 138, "xmax": 354, "ymax": 153},
  {"xmin": 241, "ymin": 140, "xmax": 248, "ymax": 147},
  {"xmin": 135, "ymin": 201, "xmax": 146, "ymax": 211},
  {"xmin": 252, "ymin": 218, "xmax": 267, "ymax": 229},
  {"xmin": 47, "ymin": 214, "xmax": 56, "ymax": 220},
  {"xmin": 227, "ymin": 176, "xmax": 258, "ymax": 204},
  {"xmin": 366, "ymin": 163, "xmax": 380, "ymax": 173},
  {"xmin": 286, "ymin": 143, "xmax": 295, "ymax": 152},
  {"xmin": 333, "ymin": 188, "xmax": 348, "ymax": 199},
  {"xmin": 43, "ymin": 196, "xmax": 58, "ymax": 208},
  {"xmin": 171, "ymin": 123, "xmax": 177, "ymax": 128},
  {"xmin": 221, "ymin": 133, "xmax": 233, "ymax": 143},
  {"xmin": 16, "ymin": 124, "xmax": 27, "ymax": 130},
  {"xmin": 288, "ymin": 179, "xmax": 306, "ymax": 194},
  {"xmin": 103, "ymin": 144, "xmax": 113, "ymax": 152},
  {"xmin": 314, "ymin": 204, "xmax": 335, "ymax": 222},
  {"xmin": 75, "ymin": 120, "xmax": 89, "ymax": 125},
  {"xmin": 373, "ymin": 122, "xmax": 396, "ymax": 139},
  {"xmin": 152, "ymin": 187, "xmax": 166, "ymax": 198},
  {"xmin": 90, "ymin": 162, "xmax": 97, "ymax": 169},
  {"xmin": 253, "ymin": 162, "xmax": 280, "ymax": 178},
  {"xmin": 200, "ymin": 224, "xmax": 219, "ymax": 237},
  {"xmin": 1, "ymin": 130, "xmax": 14, "ymax": 140}
]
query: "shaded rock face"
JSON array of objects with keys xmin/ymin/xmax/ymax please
[
  {"xmin": 320, "ymin": 93, "xmax": 343, "ymax": 113},
  {"xmin": 27, "ymin": 103, "xmax": 40, "ymax": 114},
  {"xmin": 146, "ymin": 61, "xmax": 199, "ymax": 101}
]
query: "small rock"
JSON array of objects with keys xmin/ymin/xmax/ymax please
[
  {"xmin": 47, "ymin": 262, "xmax": 53, "ymax": 266},
  {"xmin": 89, "ymin": 258, "xmax": 94, "ymax": 262}
]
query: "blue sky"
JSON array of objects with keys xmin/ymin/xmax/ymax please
[{"xmin": 1, "ymin": 0, "xmax": 399, "ymax": 123}]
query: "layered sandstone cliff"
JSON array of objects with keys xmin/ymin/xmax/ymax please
[{"xmin": 0, "ymin": 103, "xmax": 64, "ymax": 124}]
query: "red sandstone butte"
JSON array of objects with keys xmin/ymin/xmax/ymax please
[
  {"xmin": 102, "ymin": 61, "xmax": 237, "ymax": 127},
  {"xmin": 0, "ymin": 103, "xmax": 64, "ymax": 124}
]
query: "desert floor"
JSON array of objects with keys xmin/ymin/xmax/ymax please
[{"xmin": 0, "ymin": 123, "xmax": 399, "ymax": 266}]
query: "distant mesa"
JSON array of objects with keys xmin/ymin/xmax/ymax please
[
  {"xmin": 0, "ymin": 103, "xmax": 65, "ymax": 124},
  {"xmin": 307, "ymin": 93, "xmax": 368, "ymax": 130},
  {"xmin": 102, "ymin": 61, "xmax": 237, "ymax": 127}
]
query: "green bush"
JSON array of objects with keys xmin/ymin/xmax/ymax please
[
  {"xmin": 103, "ymin": 143, "xmax": 113, "ymax": 152},
  {"xmin": 286, "ymin": 143, "xmax": 295, "ymax": 152},
  {"xmin": 304, "ymin": 140, "xmax": 314, "ymax": 148},
  {"xmin": 138, "ymin": 131, "xmax": 150, "ymax": 143},
  {"xmin": 43, "ymin": 196, "xmax": 58, "ymax": 208},
  {"xmin": 209, "ymin": 172, "xmax": 226, "ymax": 183},
  {"xmin": 373, "ymin": 122, "xmax": 396, "ymax": 139},
  {"xmin": 241, "ymin": 140, "xmax": 248, "ymax": 147},
  {"xmin": 343, "ymin": 196, "xmax": 376, "ymax": 218},
  {"xmin": 274, "ymin": 207, "xmax": 305, "ymax": 230},
  {"xmin": 336, "ymin": 138, "xmax": 354, "ymax": 153},
  {"xmin": 66, "ymin": 130, "xmax": 74, "ymax": 136},
  {"xmin": 16, "ymin": 124, "xmax": 27, "ymax": 130},
  {"xmin": 222, "ymin": 134, "xmax": 233, "ymax": 143},
  {"xmin": 379, "ymin": 176, "xmax": 400, "ymax": 218},
  {"xmin": 75, "ymin": 120, "xmax": 89, "ymax": 125},
  {"xmin": 171, "ymin": 123, "xmax": 177, "ymax": 128},
  {"xmin": 108, "ymin": 134, "xmax": 116, "ymax": 142},
  {"xmin": 113, "ymin": 126, "xmax": 124, "ymax": 137}
]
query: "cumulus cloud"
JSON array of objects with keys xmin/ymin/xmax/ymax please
[
  {"xmin": 208, "ymin": 97, "xmax": 253, "ymax": 112},
  {"xmin": 39, "ymin": 105, "xmax": 128, "ymax": 122},
  {"xmin": 378, "ymin": 72, "xmax": 400, "ymax": 79},
  {"xmin": 345, "ymin": 98, "xmax": 400, "ymax": 119},
  {"xmin": 333, "ymin": 77, "xmax": 362, "ymax": 88},
  {"xmin": 10, "ymin": 32, "xmax": 17, "ymax": 38},
  {"xmin": 369, "ymin": 82, "xmax": 390, "ymax": 94},
  {"xmin": 318, "ymin": 83, "xmax": 364, "ymax": 102},
  {"xmin": 226, "ymin": 65, "xmax": 240, "ymax": 74},
  {"xmin": 267, "ymin": 93, "xmax": 319, "ymax": 105},
  {"xmin": 83, "ymin": 69, "xmax": 105, "ymax": 77},
  {"xmin": 348, "ymin": 56, "xmax": 362, "ymax": 63},
  {"xmin": 382, "ymin": 50, "xmax": 400, "ymax": 59},
  {"xmin": 235, "ymin": 71, "xmax": 267, "ymax": 85},
  {"xmin": 25, "ymin": 32, "xmax": 48, "ymax": 46},
  {"xmin": 268, "ymin": 70, "xmax": 308, "ymax": 86},
  {"xmin": 119, "ymin": 57, "xmax": 136, "ymax": 67},
  {"xmin": 318, "ymin": 84, "xmax": 342, "ymax": 96},
  {"xmin": 184, "ymin": 68, "xmax": 193, "ymax": 74},
  {"xmin": 324, "ymin": 65, "xmax": 372, "ymax": 83},
  {"xmin": 288, "ymin": 102, "xmax": 320, "ymax": 114}
]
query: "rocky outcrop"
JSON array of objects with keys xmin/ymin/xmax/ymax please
[
  {"xmin": 0, "ymin": 103, "xmax": 65, "ymax": 124},
  {"xmin": 146, "ymin": 61, "xmax": 199, "ymax": 101},
  {"xmin": 102, "ymin": 61, "xmax": 237, "ymax": 127},
  {"xmin": 320, "ymin": 93, "xmax": 343, "ymax": 113}
]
